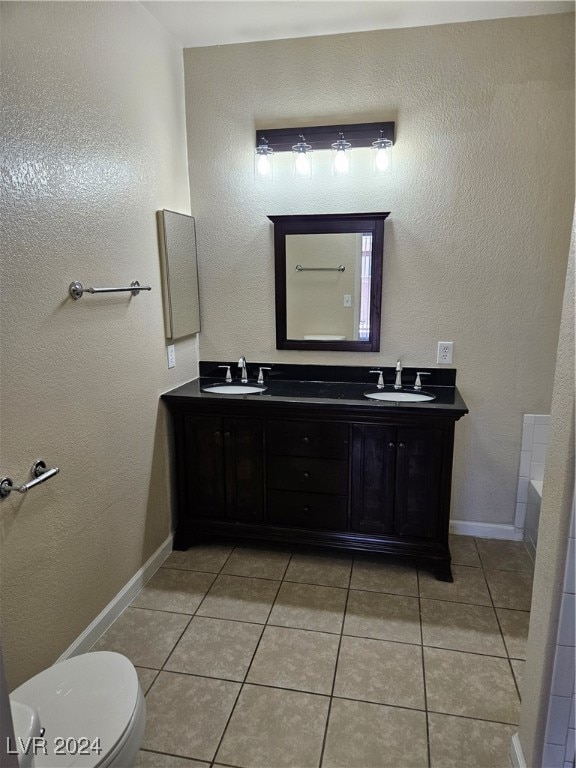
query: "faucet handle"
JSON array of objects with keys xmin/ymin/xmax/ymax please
[
  {"xmin": 218, "ymin": 365, "xmax": 232, "ymax": 383},
  {"xmin": 414, "ymin": 371, "xmax": 431, "ymax": 390},
  {"xmin": 369, "ymin": 369, "xmax": 385, "ymax": 389},
  {"xmin": 258, "ymin": 367, "xmax": 271, "ymax": 385}
]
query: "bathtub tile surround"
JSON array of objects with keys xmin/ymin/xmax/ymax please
[
  {"xmin": 542, "ymin": 498, "xmax": 576, "ymax": 768},
  {"xmin": 93, "ymin": 535, "xmax": 533, "ymax": 766},
  {"xmin": 516, "ymin": 414, "xmax": 551, "ymax": 539}
]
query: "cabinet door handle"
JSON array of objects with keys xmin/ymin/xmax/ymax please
[
  {"xmin": 303, "ymin": 505, "xmax": 310, "ymax": 513},
  {"xmin": 388, "ymin": 442, "xmax": 395, "ymax": 449},
  {"xmin": 398, "ymin": 442, "xmax": 406, "ymax": 449},
  {"xmin": 302, "ymin": 436, "xmax": 310, "ymax": 444},
  {"xmin": 302, "ymin": 471, "xmax": 310, "ymax": 479},
  {"xmin": 224, "ymin": 431, "xmax": 231, "ymax": 438},
  {"xmin": 214, "ymin": 430, "xmax": 222, "ymax": 438}
]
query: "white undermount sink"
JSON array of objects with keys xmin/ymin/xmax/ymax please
[
  {"xmin": 364, "ymin": 391, "xmax": 435, "ymax": 402},
  {"xmin": 203, "ymin": 384, "xmax": 266, "ymax": 394}
]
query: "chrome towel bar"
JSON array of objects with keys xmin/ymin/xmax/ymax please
[
  {"xmin": 295, "ymin": 264, "xmax": 345, "ymax": 272},
  {"xmin": 69, "ymin": 280, "xmax": 151, "ymax": 300},
  {"xmin": 0, "ymin": 460, "xmax": 60, "ymax": 499}
]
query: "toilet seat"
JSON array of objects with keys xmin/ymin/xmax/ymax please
[{"xmin": 9, "ymin": 652, "xmax": 144, "ymax": 768}]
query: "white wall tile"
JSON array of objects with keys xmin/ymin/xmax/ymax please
[
  {"xmin": 552, "ymin": 645, "xmax": 576, "ymax": 697},
  {"xmin": 543, "ymin": 742, "xmax": 567, "ymax": 768},
  {"xmin": 564, "ymin": 537, "xmax": 575, "ymax": 595},
  {"xmin": 570, "ymin": 694, "xmax": 575, "ymax": 730},
  {"xmin": 532, "ymin": 443, "xmax": 548, "ymax": 464},
  {"xmin": 522, "ymin": 422, "xmax": 535, "ymax": 449},
  {"xmin": 523, "ymin": 414, "xmax": 535, "ymax": 425},
  {"xmin": 517, "ymin": 477, "xmax": 529, "ymax": 503},
  {"xmin": 531, "ymin": 462, "xmax": 545, "ymax": 481},
  {"xmin": 515, "ymin": 502, "xmax": 527, "ymax": 528},
  {"xmin": 563, "ymin": 762, "xmax": 573, "ymax": 768},
  {"xmin": 547, "ymin": 696, "xmax": 573, "ymax": 745},
  {"xmin": 520, "ymin": 450, "xmax": 531, "ymax": 477},
  {"xmin": 564, "ymin": 729, "xmax": 575, "ymax": 763},
  {"xmin": 558, "ymin": 593, "xmax": 576, "ymax": 647},
  {"xmin": 534, "ymin": 424, "xmax": 550, "ymax": 444},
  {"xmin": 535, "ymin": 414, "xmax": 551, "ymax": 425}
]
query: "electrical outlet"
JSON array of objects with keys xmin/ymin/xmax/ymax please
[
  {"xmin": 437, "ymin": 341, "xmax": 453, "ymax": 365},
  {"xmin": 167, "ymin": 344, "xmax": 176, "ymax": 369},
  {"xmin": 343, "ymin": 294, "xmax": 352, "ymax": 307}
]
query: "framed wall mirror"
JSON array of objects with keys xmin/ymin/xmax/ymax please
[
  {"xmin": 157, "ymin": 209, "xmax": 201, "ymax": 340},
  {"xmin": 269, "ymin": 212, "xmax": 389, "ymax": 351}
]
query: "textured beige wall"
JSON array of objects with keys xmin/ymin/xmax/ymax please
[
  {"xmin": 184, "ymin": 14, "xmax": 574, "ymax": 526},
  {"xmin": 0, "ymin": 2, "xmax": 197, "ymax": 688},
  {"xmin": 518, "ymin": 209, "xmax": 575, "ymax": 766}
]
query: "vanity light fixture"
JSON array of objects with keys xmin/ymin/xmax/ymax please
[
  {"xmin": 255, "ymin": 137, "xmax": 274, "ymax": 181},
  {"xmin": 255, "ymin": 121, "xmax": 395, "ymax": 181},
  {"xmin": 372, "ymin": 130, "xmax": 393, "ymax": 173},
  {"xmin": 292, "ymin": 135, "xmax": 312, "ymax": 179},
  {"xmin": 331, "ymin": 132, "xmax": 351, "ymax": 176}
]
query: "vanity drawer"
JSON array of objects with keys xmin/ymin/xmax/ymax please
[
  {"xmin": 266, "ymin": 420, "xmax": 349, "ymax": 459},
  {"xmin": 267, "ymin": 456, "xmax": 348, "ymax": 495},
  {"xmin": 267, "ymin": 490, "xmax": 347, "ymax": 530}
]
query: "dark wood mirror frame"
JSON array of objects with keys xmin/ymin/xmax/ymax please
[{"xmin": 269, "ymin": 212, "xmax": 390, "ymax": 352}]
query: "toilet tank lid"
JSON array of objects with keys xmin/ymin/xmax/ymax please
[{"xmin": 10, "ymin": 652, "xmax": 140, "ymax": 767}]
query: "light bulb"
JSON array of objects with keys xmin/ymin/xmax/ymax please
[
  {"xmin": 295, "ymin": 151, "xmax": 311, "ymax": 178},
  {"xmin": 334, "ymin": 149, "xmax": 349, "ymax": 175},
  {"xmin": 375, "ymin": 147, "xmax": 390, "ymax": 172},
  {"xmin": 257, "ymin": 153, "xmax": 271, "ymax": 177}
]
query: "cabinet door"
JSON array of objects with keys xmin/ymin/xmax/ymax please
[
  {"xmin": 351, "ymin": 424, "xmax": 397, "ymax": 534},
  {"xmin": 394, "ymin": 427, "xmax": 443, "ymax": 539},
  {"xmin": 183, "ymin": 414, "xmax": 226, "ymax": 519},
  {"xmin": 224, "ymin": 418, "xmax": 264, "ymax": 523}
]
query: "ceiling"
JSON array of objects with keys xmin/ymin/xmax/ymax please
[{"xmin": 141, "ymin": 0, "xmax": 574, "ymax": 48}]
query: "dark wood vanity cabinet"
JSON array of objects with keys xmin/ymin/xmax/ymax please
[
  {"xmin": 266, "ymin": 420, "xmax": 349, "ymax": 532},
  {"xmin": 173, "ymin": 414, "xmax": 264, "ymax": 542},
  {"xmin": 351, "ymin": 425, "xmax": 443, "ymax": 540},
  {"xmin": 168, "ymin": 401, "xmax": 457, "ymax": 580}
]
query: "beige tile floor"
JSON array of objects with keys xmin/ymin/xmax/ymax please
[{"xmin": 92, "ymin": 535, "xmax": 533, "ymax": 768}]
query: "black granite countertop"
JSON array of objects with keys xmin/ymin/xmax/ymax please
[{"xmin": 162, "ymin": 362, "xmax": 469, "ymax": 417}]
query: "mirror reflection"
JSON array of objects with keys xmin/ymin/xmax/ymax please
[
  {"xmin": 269, "ymin": 213, "xmax": 389, "ymax": 352},
  {"xmin": 286, "ymin": 233, "xmax": 373, "ymax": 342}
]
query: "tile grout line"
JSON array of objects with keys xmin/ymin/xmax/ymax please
[
  {"xmin": 418, "ymin": 566, "xmax": 432, "ymax": 768},
  {"xmin": 477, "ymin": 540, "xmax": 524, "ymax": 707},
  {"xmin": 209, "ymin": 549, "xmax": 292, "ymax": 767},
  {"xmin": 318, "ymin": 548, "xmax": 355, "ymax": 768},
  {"xmin": 154, "ymin": 541, "xmax": 238, "ymax": 680},
  {"xmin": 204, "ymin": 541, "xmax": 261, "ymax": 768}
]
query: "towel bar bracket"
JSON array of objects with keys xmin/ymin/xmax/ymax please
[
  {"xmin": 69, "ymin": 280, "xmax": 151, "ymax": 300},
  {"xmin": 0, "ymin": 459, "xmax": 60, "ymax": 499}
]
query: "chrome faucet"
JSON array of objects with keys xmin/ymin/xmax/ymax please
[
  {"xmin": 394, "ymin": 359, "xmax": 403, "ymax": 390},
  {"xmin": 238, "ymin": 356, "xmax": 248, "ymax": 383},
  {"xmin": 370, "ymin": 369, "xmax": 385, "ymax": 389}
]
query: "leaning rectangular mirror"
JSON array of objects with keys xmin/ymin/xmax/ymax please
[
  {"xmin": 157, "ymin": 209, "xmax": 201, "ymax": 340},
  {"xmin": 269, "ymin": 213, "xmax": 389, "ymax": 351}
]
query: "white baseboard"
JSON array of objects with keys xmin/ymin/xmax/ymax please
[
  {"xmin": 56, "ymin": 534, "xmax": 173, "ymax": 662},
  {"xmin": 450, "ymin": 520, "xmax": 524, "ymax": 540},
  {"xmin": 509, "ymin": 733, "xmax": 527, "ymax": 768}
]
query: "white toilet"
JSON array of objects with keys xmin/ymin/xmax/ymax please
[{"xmin": 9, "ymin": 652, "xmax": 145, "ymax": 768}]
